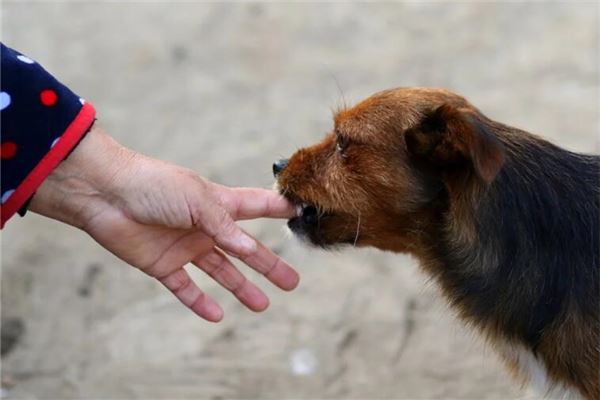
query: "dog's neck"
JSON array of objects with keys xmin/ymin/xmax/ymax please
[{"xmin": 414, "ymin": 128, "xmax": 599, "ymax": 349}]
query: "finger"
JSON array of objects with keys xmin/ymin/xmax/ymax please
[
  {"xmin": 214, "ymin": 186, "xmax": 296, "ymax": 220},
  {"xmin": 192, "ymin": 248, "xmax": 270, "ymax": 312},
  {"xmin": 192, "ymin": 196, "xmax": 258, "ymax": 258},
  {"xmin": 238, "ymin": 239, "xmax": 300, "ymax": 291},
  {"xmin": 140, "ymin": 229, "xmax": 215, "ymax": 279},
  {"xmin": 159, "ymin": 268, "xmax": 224, "ymax": 322}
]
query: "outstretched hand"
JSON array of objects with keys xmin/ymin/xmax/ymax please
[{"xmin": 29, "ymin": 125, "xmax": 299, "ymax": 322}]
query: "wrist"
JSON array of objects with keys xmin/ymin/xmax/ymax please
[{"xmin": 28, "ymin": 124, "xmax": 134, "ymax": 229}]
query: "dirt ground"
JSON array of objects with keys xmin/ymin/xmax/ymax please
[{"xmin": 1, "ymin": 2, "xmax": 598, "ymax": 399}]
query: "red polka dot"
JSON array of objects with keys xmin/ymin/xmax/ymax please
[
  {"xmin": 40, "ymin": 89, "xmax": 58, "ymax": 106},
  {"xmin": 1, "ymin": 142, "xmax": 17, "ymax": 160}
]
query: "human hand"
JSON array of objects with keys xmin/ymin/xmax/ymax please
[{"xmin": 29, "ymin": 125, "xmax": 299, "ymax": 322}]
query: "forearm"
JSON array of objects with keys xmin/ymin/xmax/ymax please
[{"xmin": 28, "ymin": 124, "xmax": 134, "ymax": 229}]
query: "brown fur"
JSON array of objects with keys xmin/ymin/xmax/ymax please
[{"xmin": 276, "ymin": 88, "xmax": 600, "ymax": 398}]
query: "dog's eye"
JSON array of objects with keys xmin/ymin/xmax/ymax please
[{"xmin": 336, "ymin": 135, "xmax": 350, "ymax": 155}]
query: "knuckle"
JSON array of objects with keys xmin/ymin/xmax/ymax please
[
  {"xmin": 201, "ymin": 252, "xmax": 247, "ymax": 294},
  {"xmin": 202, "ymin": 252, "xmax": 223, "ymax": 271},
  {"xmin": 174, "ymin": 274, "xmax": 193, "ymax": 295},
  {"xmin": 214, "ymin": 215, "xmax": 239, "ymax": 241},
  {"xmin": 190, "ymin": 292, "xmax": 207, "ymax": 311},
  {"xmin": 231, "ymin": 276, "xmax": 248, "ymax": 297},
  {"xmin": 159, "ymin": 269, "xmax": 190, "ymax": 291},
  {"xmin": 265, "ymin": 257, "xmax": 282, "ymax": 277},
  {"xmin": 210, "ymin": 256, "xmax": 228, "ymax": 278}
]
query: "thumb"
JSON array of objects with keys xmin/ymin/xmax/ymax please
[{"xmin": 199, "ymin": 202, "xmax": 257, "ymax": 257}]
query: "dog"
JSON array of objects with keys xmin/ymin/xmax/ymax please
[{"xmin": 273, "ymin": 88, "xmax": 599, "ymax": 399}]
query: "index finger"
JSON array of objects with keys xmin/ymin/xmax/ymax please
[{"xmin": 216, "ymin": 186, "xmax": 296, "ymax": 221}]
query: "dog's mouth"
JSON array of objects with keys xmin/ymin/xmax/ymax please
[
  {"xmin": 293, "ymin": 202, "xmax": 320, "ymax": 225},
  {"xmin": 281, "ymin": 192, "xmax": 363, "ymax": 247},
  {"xmin": 283, "ymin": 193, "xmax": 352, "ymax": 248},
  {"xmin": 287, "ymin": 199, "xmax": 326, "ymax": 229},
  {"xmin": 281, "ymin": 193, "xmax": 328, "ymax": 239}
]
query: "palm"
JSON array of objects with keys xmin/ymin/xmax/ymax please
[{"xmin": 86, "ymin": 206, "xmax": 206, "ymax": 272}]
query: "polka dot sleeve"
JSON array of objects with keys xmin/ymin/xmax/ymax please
[{"xmin": 1, "ymin": 42, "xmax": 96, "ymax": 228}]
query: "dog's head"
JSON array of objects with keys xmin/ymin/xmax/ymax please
[{"xmin": 275, "ymin": 87, "xmax": 505, "ymax": 251}]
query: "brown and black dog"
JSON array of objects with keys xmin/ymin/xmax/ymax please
[{"xmin": 273, "ymin": 88, "xmax": 599, "ymax": 399}]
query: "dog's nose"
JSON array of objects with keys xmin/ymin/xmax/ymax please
[{"xmin": 272, "ymin": 158, "xmax": 289, "ymax": 177}]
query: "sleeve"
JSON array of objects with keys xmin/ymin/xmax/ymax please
[{"xmin": 1, "ymin": 42, "xmax": 96, "ymax": 228}]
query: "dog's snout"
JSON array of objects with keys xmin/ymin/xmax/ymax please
[{"xmin": 272, "ymin": 158, "xmax": 289, "ymax": 177}]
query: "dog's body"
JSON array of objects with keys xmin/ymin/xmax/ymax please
[{"xmin": 274, "ymin": 88, "xmax": 599, "ymax": 399}]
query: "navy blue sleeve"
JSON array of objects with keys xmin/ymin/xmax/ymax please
[{"xmin": 1, "ymin": 42, "xmax": 96, "ymax": 227}]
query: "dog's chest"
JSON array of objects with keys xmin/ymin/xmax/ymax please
[{"xmin": 496, "ymin": 342, "xmax": 580, "ymax": 399}]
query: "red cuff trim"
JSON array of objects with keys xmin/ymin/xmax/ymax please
[{"xmin": 1, "ymin": 102, "xmax": 96, "ymax": 228}]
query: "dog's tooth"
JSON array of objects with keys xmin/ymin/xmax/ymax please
[{"xmin": 296, "ymin": 205, "xmax": 303, "ymax": 216}]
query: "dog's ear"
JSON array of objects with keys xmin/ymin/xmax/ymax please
[{"xmin": 405, "ymin": 104, "xmax": 505, "ymax": 184}]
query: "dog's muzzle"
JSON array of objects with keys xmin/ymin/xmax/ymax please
[{"xmin": 272, "ymin": 157, "xmax": 320, "ymax": 236}]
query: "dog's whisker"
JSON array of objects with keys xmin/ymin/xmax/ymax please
[
  {"xmin": 318, "ymin": 206, "xmax": 327, "ymax": 219},
  {"xmin": 353, "ymin": 212, "xmax": 361, "ymax": 247}
]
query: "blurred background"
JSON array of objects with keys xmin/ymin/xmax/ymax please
[{"xmin": 1, "ymin": 2, "xmax": 598, "ymax": 399}]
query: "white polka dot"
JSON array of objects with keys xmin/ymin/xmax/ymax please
[
  {"xmin": 16, "ymin": 55, "xmax": 35, "ymax": 64},
  {"xmin": 79, "ymin": 98, "xmax": 85, "ymax": 105},
  {"xmin": 1, "ymin": 189, "xmax": 15, "ymax": 204},
  {"xmin": 0, "ymin": 92, "xmax": 11, "ymax": 111},
  {"xmin": 51, "ymin": 137, "xmax": 60, "ymax": 148}
]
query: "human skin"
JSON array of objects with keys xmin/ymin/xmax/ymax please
[{"xmin": 28, "ymin": 124, "xmax": 300, "ymax": 322}]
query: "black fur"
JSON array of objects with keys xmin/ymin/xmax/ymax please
[{"xmin": 430, "ymin": 123, "xmax": 600, "ymax": 351}]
